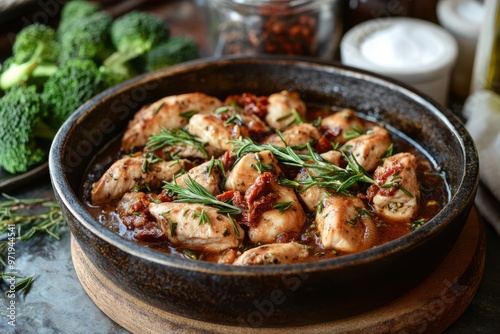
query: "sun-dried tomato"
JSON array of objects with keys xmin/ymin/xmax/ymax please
[
  {"xmin": 237, "ymin": 172, "xmax": 278, "ymax": 227},
  {"xmin": 134, "ymin": 222, "xmax": 166, "ymax": 242},
  {"xmin": 221, "ymin": 151, "xmax": 235, "ymax": 171}
]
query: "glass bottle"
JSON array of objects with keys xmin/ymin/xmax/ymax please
[{"xmin": 469, "ymin": 0, "xmax": 500, "ymax": 95}]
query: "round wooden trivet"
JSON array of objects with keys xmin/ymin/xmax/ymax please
[{"xmin": 71, "ymin": 207, "xmax": 485, "ymax": 334}]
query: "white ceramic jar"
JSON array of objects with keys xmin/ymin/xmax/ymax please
[
  {"xmin": 437, "ymin": 0, "xmax": 484, "ymax": 99},
  {"xmin": 340, "ymin": 17, "xmax": 458, "ymax": 105}
]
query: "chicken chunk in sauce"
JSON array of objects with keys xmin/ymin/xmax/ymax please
[
  {"xmin": 149, "ymin": 202, "xmax": 244, "ymax": 253},
  {"xmin": 90, "ymin": 155, "xmax": 190, "ymax": 205},
  {"xmin": 122, "ymin": 93, "xmax": 223, "ymax": 151},
  {"xmin": 316, "ymin": 196, "xmax": 378, "ymax": 253},
  {"xmin": 368, "ymin": 152, "xmax": 421, "ymax": 223},
  {"xmin": 234, "ymin": 242, "xmax": 310, "ymax": 265},
  {"xmin": 341, "ymin": 126, "xmax": 392, "ymax": 172}
]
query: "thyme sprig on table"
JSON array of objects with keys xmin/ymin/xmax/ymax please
[
  {"xmin": 0, "ymin": 194, "xmax": 66, "ymax": 241},
  {"xmin": 163, "ymin": 176, "xmax": 241, "ymax": 216},
  {"xmin": 0, "ymin": 193, "xmax": 66, "ymax": 296},
  {"xmin": 145, "ymin": 127, "xmax": 208, "ymax": 158}
]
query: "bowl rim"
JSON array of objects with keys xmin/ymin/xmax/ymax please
[{"xmin": 49, "ymin": 56, "xmax": 479, "ymax": 276}]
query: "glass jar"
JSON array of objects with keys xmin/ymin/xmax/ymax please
[{"xmin": 207, "ymin": 0, "xmax": 343, "ymax": 60}]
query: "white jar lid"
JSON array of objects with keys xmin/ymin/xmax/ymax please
[
  {"xmin": 437, "ymin": 0, "xmax": 484, "ymax": 40},
  {"xmin": 340, "ymin": 17, "xmax": 458, "ymax": 83}
]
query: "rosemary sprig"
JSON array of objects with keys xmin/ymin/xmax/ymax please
[
  {"xmin": 227, "ymin": 214, "xmax": 241, "ymax": 237},
  {"xmin": 344, "ymin": 125, "xmax": 366, "ymax": 140},
  {"xmin": 183, "ymin": 249, "xmax": 205, "ymax": 260},
  {"xmin": 193, "ymin": 209, "xmax": 211, "ymax": 226},
  {"xmin": 0, "ymin": 194, "xmax": 66, "ymax": 297},
  {"xmin": 224, "ymin": 113, "xmax": 243, "ymax": 126},
  {"xmin": 153, "ymin": 102, "xmax": 165, "ymax": 115},
  {"xmin": 253, "ymin": 153, "xmax": 272, "ymax": 174},
  {"xmin": 1, "ymin": 272, "xmax": 36, "ymax": 297},
  {"xmin": 273, "ymin": 201, "xmax": 293, "ymax": 214},
  {"xmin": 0, "ymin": 194, "xmax": 66, "ymax": 241},
  {"xmin": 179, "ymin": 110, "xmax": 199, "ymax": 120},
  {"xmin": 276, "ymin": 109, "xmax": 304, "ymax": 127},
  {"xmin": 163, "ymin": 176, "xmax": 241, "ymax": 215},
  {"xmin": 231, "ymin": 135, "xmax": 374, "ymax": 193},
  {"xmin": 145, "ymin": 128, "xmax": 208, "ymax": 158}
]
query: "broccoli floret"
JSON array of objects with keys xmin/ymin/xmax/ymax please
[
  {"xmin": 58, "ymin": 0, "xmax": 101, "ymax": 37},
  {"xmin": 42, "ymin": 58, "xmax": 105, "ymax": 128},
  {"xmin": 59, "ymin": 11, "xmax": 113, "ymax": 64},
  {"xmin": 103, "ymin": 11, "xmax": 169, "ymax": 76},
  {"xmin": 0, "ymin": 85, "xmax": 55, "ymax": 174},
  {"xmin": 145, "ymin": 36, "xmax": 199, "ymax": 72},
  {"xmin": 0, "ymin": 24, "xmax": 59, "ymax": 91}
]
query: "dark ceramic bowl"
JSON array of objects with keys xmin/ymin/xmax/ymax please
[{"xmin": 49, "ymin": 57, "xmax": 478, "ymax": 327}]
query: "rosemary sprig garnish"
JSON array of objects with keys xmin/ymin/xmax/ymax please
[
  {"xmin": 182, "ymin": 249, "xmax": 205, "ymax": 260},
  {"xmin": 383, "ymin": 143, "xmax": 394, "ymax": 158},
  {"xmin": 344, "ymin": 125, "xmax": 365, "ymax": 140},
  {"xmin": 231, "ymin": 135, "xmax": 374, "ymax": 193},
  {"xmin": 253, "ymin": 153, "xmax": 272, "ymax": 174},
  {"xmin": 145, "ymin": 128, "xmax": 208, "ymax": 158},
  {"xmin": 0, "ymin": 194, "xmax": 66, "ymax": 241},
  {"xmin": 179, "ymin": 110, "xmax": 198, "ymax": 120},
  {"xmin": 193, "ymin": 209, "xmax": 211, "ymax": 225},
  {"xmin": 380, "ymin": 174, "xmax": 414, "ymax": 198},
  {"xmin": 273, "ymin": 201, "xmax": 293, "ymax": 214},
  {"xmin": 227, "ymin": 214, "xmax": 240, "ymax": 237},
  {"xmin": 153, "ymin": 102, "xmax": 165, "ymax": 115},
  {"xmin": 276, "ymin": 109, "xmax": 304, "ymax": 127},
  {"xmin": 163, "ymin": 176, "xmax": 241, "ymax": 215},
  {"xmin": 1, "ymin": 272, "xmax": 36, "ymax": 297},
  {"xmin": 224, "ymin": 113, "xmax": 243, "ymax": 126},
  {"xmin": 142, "ymin": 153, "xmax": 164, "ymax": 173}
]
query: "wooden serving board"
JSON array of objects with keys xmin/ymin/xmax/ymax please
[{"xmin": 71, "ymin": 207, "xmax": 485, "ymax": 334}]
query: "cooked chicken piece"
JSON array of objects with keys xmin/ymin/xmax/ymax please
[
  {"xmin": 295, "ymin": 150, "xmax": 342, "ymax": 212},
  {"xmin": 264, "ymin": 123, "xmax": 321, "ymax": 150},
  {"xmin": 225, "ymin": 150, "xmax": 282, "ymax": 192},
  {"xmin": 174, "ymin": 160, "xmax": 222, "ymax": 196},
  {"xmin": 320, "ymin": 150, "xmax": 343, "ymax": 165},
  {"xmin": 341, "ymin": 126, "xmax": 392, "ymax": 172},
  {"xmin": 188, "ymin": 114, "xmax": 240, "ymax": 151},
  {"xmin": 233, "ymin": 242, "xmax": 310, "ymax": 265},
  {"xmin": 320, "ymin": 109, "xmax": 365, "ymax": 145},
  {"xmin": 369, "ymin": 152, "xmax": 421, "ymax": 223},
  {"xmin": 247, "ymin": 178, "xmax": 306, "ymax": 244},
  {"xmin": 295, "ymin": 168, "xmax": 331, "ymax": 213},
  {"xmin": 121, "ymin": 93, "xmax": 223, "ymax": 151},
  {"xmin": 149, "ymin": 202, "xmax": 244, "ymax": 253},
  {"xmin": 237, "ymin": 113, "xmax": 269, "ymax": 140},
  {"xmin": 90, "ymin": 156, "xmax": 189, "ymax": 205},
  {"xmin": 265, "ymin": 90, "xmax": 307, "ymax": 130},
  {"xmin": 316, "ymin": 195, "xmax": 378, "ymax": 253}
]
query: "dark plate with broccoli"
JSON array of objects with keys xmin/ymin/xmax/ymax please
[{"xmin": 0, "ymin": 0, "xmax": 200, "ymax": 187}]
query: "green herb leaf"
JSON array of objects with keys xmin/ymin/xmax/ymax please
[
  {"xmin": 145, "ymin": 128, "xmax": 208, "ymax": 158},
  {"xmin": 273, "ymin": 201, "xmax": 293, "ymax": 214},
  {"xmin": 193, "ymin": 209, "xmax": 211, "ymax": 225},
  {"xmin": 179, "ymin": 110, "xmax": 198, "ymax": 120},
  {"xmin": 163, "ymin": 176, "xmax": 241, "ymax": 215}
]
